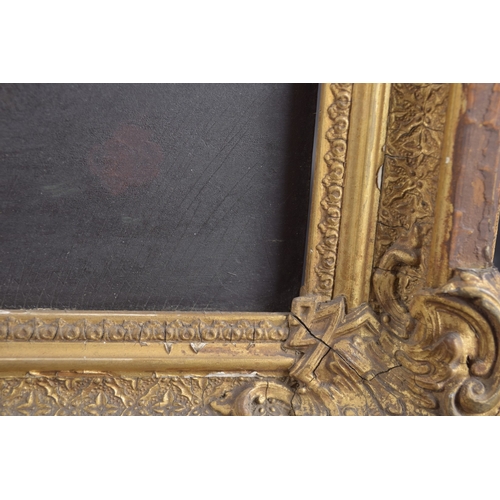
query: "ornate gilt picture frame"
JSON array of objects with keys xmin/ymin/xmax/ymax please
[{"xmin": 1, "ymin": 83, "xmax": 499, "ymax": 416}]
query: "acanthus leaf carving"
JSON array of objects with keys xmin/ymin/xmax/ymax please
[{"xmin": 287, "ymin": 229, "xmax": 500, "ymax": 416}]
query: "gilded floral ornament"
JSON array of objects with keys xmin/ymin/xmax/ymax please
[
  {"xmin": 1, "ymin": 83, "xmax": 499, "ymax": 416},
  {"xmin": 286, "ymin": 240, "xmax": 500, "ymax": 416}
]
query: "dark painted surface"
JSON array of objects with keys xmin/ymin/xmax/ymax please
[{"xmin": 0, "ymin": 84, "xmax": 317, "ymax": 312}]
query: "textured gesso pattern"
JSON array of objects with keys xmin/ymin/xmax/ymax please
[
  {"xmin": 0, "ymin": 375, "xmax": 294, "ymax": 416},
  {"xmin": 372, "ymin": 84, "xmax": 450, "ymax": 306}
]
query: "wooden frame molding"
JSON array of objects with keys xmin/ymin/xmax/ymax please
[{"xmin": 1, "ymin": 83, "xmax": 500, "ymax": 416}]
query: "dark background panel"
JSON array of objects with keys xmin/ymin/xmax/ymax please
[{"xmin": 0, "ymin": 84, "xmax": 318, "ymax": 312}]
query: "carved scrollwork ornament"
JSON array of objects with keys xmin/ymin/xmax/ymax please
[
  {"xmin": 286, "ymin": 228, "xmax": 500, "ymax": 416},
  {"xmin": 1, "ymin": 83, "xmax": 500, "ymax": 416}
]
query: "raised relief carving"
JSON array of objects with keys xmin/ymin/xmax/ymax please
[
  {"xmin": 0, "ymin": 374, "xmax": 297, "ymax": 416},
  {"xmin": 312, "ymin": 84, "xmax": 352, "ymax": 296},
  {"xmin": 0, "ymin": 316, "xmax": 288, "ymax": 343},
  {"xmin": 373, "ymin": 84, "xmax": 450, "ymax": 302},
  {"xmin": 286, "ymin": 231, "xmax": 500, "ymax": 416},
  {"xmin": 285, "ymin": 295, "xmax": 399, "ymax": 415},
  {"xmin": 2, "ymin": 84, "xmax": 499, "ymax": 417}
]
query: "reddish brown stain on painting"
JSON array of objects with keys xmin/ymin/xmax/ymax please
[{"xmin": 88, "ymin": 124, "xmax": 163, "ymax": 195}]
